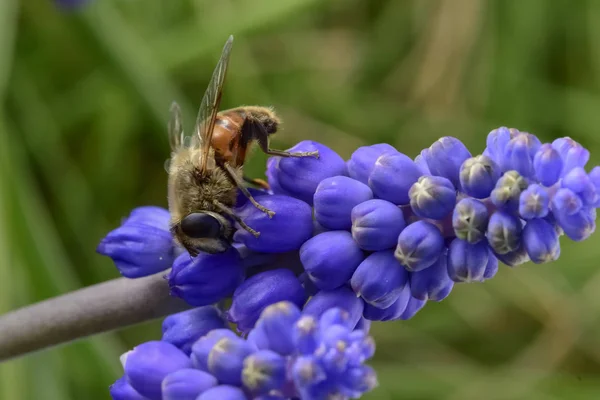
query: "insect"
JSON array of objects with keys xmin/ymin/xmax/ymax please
[{"xmin": 167, "ymin": 36, "xmax": 319, "ymax": 256}]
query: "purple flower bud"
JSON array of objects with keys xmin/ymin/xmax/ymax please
[
  {"xmin": 533, "ymin": 143, "xmax": 563, "ymax": 186},
  {"xmin": 110, "ymin": 376, "xmax": 147, "ymax": 400},
  {"xmin": 314, "ymin": 176, "xmax": 373, "ymax": 230},
  {"xmin": 167, "ymin": 248, "xmax": 244, "ymax": 307},
  {"xmin": 250, "ymin": 301, "xmax": 302, "ymax": 355},
  {"xmin": 196, "ymin": 385, "xmax": 247, "ymax": 400},
  {"xmin": 303, "ymin": 286, "xmax": 365, "ymax": 329},
  {"xmin": 292, "ymin": 357, "xmax": 327, "ymax": 399},
  {"xmin": 552, "ymin": 188, "xmax": 583, "ymax": 216},
  {"xmin": 484, "ymin": 127, "xmax": 516, "ymax": 168},
  {"xmin": 300, "ymin": 231, "xmax": 365, "ymax": 290},
  {"xmin": 242, "ymin": 350, "xmax": 286, "ymax": 395},
  {"xmin": 122, "ymin": 341, "xmax": 192, "ymax": 400},
  {"xmin": 97, "ymin": 207, "xmax": 176, "ymax": 278},
  {"xmin": 589, "ymin": 167, "xmax": 600, "ymax": 207},
  {"xmin": 347, "ymin": 143, "xmax": 398, "ymax": 184},
  {"xmin": 421, "ymin": 137, "xmax": 472, "ymax": 190},
  {"xmin": 553, "ymin": 204, "xmax": 596, "ymax": 242},
  {"xmin": 493, "ymin": 244, "xmax": 530, "ymax": 267},
  {"xmin": 486, "ymin": 211, "xmax": 522, "ymax": 255},
  {"xmin": 395, "ymin": 220, "xmax": 445, "ymax": 272},
  {"xmin": 228, "ymin": 269, "xmax": 306, "ymax": 333},
  {"xmin": 350, "ymin": 250, "xmax": 409, "ymax": 308},
  {"xmin": 319, "ymin": 308, "xmax": 356, "ymax": 331},
  {"xmin": 502, "ymin": 134, "xmax": 540, "ymax": 178},
  {"xmin": 362, "ymin": 284, "xmax": 411, "ymax": 321},
  {"xmin": 522, "ymin": 218, "xmax": 560, "ymax": 263},
  {"xmin": 414, "ymin": 153, "xmax": 431, "ymax": 175},
  {"xmin": 519, "ymin": 184, "xmax": 549, "ymax": 220},
  {"xmin": 207, "ymin": 336, "xmax": 254, "ymax": 386},
  {"xmin": 267, "ymin": 141, "xmax": 346, "ymax": 205},
  {"xmin": 161, "ymin": 306, "xmax": 227, "ymax": 355},
  {"xmin": 409, "ymin": 176, "xmax": 456, "ymax": 220},
  {"xmin": 459, "ymin": 155, "xmax": 501, "ymax": 199},
  {"xmin": 490, "ymin": 170, "xmax": 529, "ymax": 213},
  {"xmin": 293, "ymin": 315, "xmax": 319, "ymax": 355},
  {"xmin": 234, "ymin": 195, "xmax": 313, "ymax": 253},
  {"xmin": 191, "ymin": 329, "xmax": 238, "ymax": 372},
  {"xmin": 409, "ymin": 250, "xmax": 453, "ymax": 301},
  {"xmin": 552, "ymin": 137, "xmax": 590, "ymax": 177},
  {"xmin": 447, "ymin": 239, "xmax": 489, "ymax": 282},
  {"xmin": 368, "ymin": 152, "xmax": 423, "ymax": 205},
  {"xmin": 452, "ymin": 198, "xmax": 489, "ymax": 243},
  {"xmin": 562, "ymin": 167, "xmax": 598, "ymax": 207},
  {"xmin": 351, "ymin": 199, "xmax": 406, "ymax": 251},
  {"xmin": 161, "ymin": 369, "xmax": 217, "ymax": 400},
  {"xmin": 398, "ymin": 295, "xmax": 427, "ymax": 320},
  {"xmin": 483, "ymin": 250, "xmax": 499, "ymax": 280}
]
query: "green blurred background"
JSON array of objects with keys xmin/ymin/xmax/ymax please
[{"xmin": 2, "ymin": 0, "xmax": 600, "ymax": 399}]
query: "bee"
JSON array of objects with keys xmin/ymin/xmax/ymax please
[{"xmin": 167, "ymin": 36, "xmax": 319, "ymax": 256}]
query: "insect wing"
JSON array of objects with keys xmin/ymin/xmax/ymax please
[
  {"xmin": 168, "ymin": 101, "xmax": 184, "ymax": 151},
  {"xmin": 194, "ymin": 35, "xmax": 234, "ymax": 173}
]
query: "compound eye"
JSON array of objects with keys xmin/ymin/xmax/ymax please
[{"xmin": 180, "ymin": 213, "xmax": 221, "ymax": 239}]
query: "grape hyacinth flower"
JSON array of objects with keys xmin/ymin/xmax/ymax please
[
  {"xmin": 98, "ymin": 128, "xmax": 600, "ymax": 399},
  {"xmin": 113, "ymin": 302, "xmax": 377, "ymax": 400}
]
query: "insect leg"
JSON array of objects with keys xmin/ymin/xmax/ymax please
[
  {"xmin": 250, "ymin": 120, "xmax": 319, "ymax": 159},
  {"xmin": 213, "ymin": 199, "xmax": 260, "ymax": 237},
  {"xmin": 222, "ymin": 162, "xmax": 275, "ymax": 218},
  {"xmin": 243, "ymin": 176, "xmax": 271, "ymax": 190}
]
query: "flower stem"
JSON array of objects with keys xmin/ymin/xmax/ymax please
[{"xmin": 0, "ymin": 271, "xmax": 191, "ymax": 361}]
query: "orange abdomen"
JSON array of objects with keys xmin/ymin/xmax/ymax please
[{"xmin": 211, "ymin": 112, "xmax": 248, "ymax": 167}]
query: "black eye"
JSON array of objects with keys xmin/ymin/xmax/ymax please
[{"xmin": 180, "ymin": 213, "xmax": 221, "ymax": 239}]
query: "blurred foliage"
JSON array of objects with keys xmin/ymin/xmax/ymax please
[{"xmin": 2, "ymin": 0, "xmax": 600, "ymax": 399}]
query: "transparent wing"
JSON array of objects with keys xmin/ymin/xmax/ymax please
[
  {"xmin": 168, "ymin": 101, "xmax": 184, "ymax": 151},
  {"xmin": 194, "ymin": 35, "xmax": 234, "ymax": 173}
]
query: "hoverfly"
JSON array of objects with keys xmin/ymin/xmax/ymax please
[{"xmin": 167, "ymin": 36, "xmax": 318, "ymax": 256}]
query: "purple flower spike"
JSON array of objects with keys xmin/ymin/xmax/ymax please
[
  {"xmin": 300, "ymin": 231, "xmax": 365, "ymax": 290},
  {"xmin": 161, "ymin": 306, "xmax": 227, "ymax": 355},
  {"xmin": 447, "ymin": 239, "xmax": 489, "ymax": 282},
  {"xmin": 267, "ymin": 141, "xmax": 347, "ymax": 205},
  {"xmin": 234, "ymin": 195, "xmax": 313, "ymax": 253},
  {"xmin": 228, "ymin": 269, "xmax": 306, "ymax": 333},
  {"xmin": 351, "ymin": 250, "xmax": 408, "ymax": 309},
  {"xmin": 314, "ymin": 176, "xmax": 373, "ymax": 230},
  {"xmin": 460, "ymin": 155, "xmax": 501, "ymax": 199},
  {"xmin": 97, "ymin": 207, "xmax": 176, "ymax": 278},
  {"xmin": 395, "ymin": 220, "xmax": 445, "ymax": 272},
  {"xmin": 452, "ymin": 198, "xmax": 489, "ymax": 243},
  {"xmin": 484, "ymin": 127, "xmax": 515, "ymax": 168},
  {"xmin": 167, "ymin": 248, "xmax": 244, "ymax": 307},
  {"xmin": 161, "ymin": 369, "xmax": 217, "ymax": 400},
  {"xmin": 368, "ymin": 152, "xmax": 423, "ymax": 205},
  {"xmin": 409, "ymin": 175, "xmax": 456, "ymax": 220},
  {"xmin": 351, "ymin": 199, "xmax": 406, "ymax": 251},
  {"xmin": 409, "ymin": 250, "xmax": 453, "ymax": 301},
  {"xmin": 197, "ymin": 385, "xmax": 247, "ymax": 400},
  {"xmin": 486, "ymin": 211, "xmax": 522, "ymax": 255},
  {"xmin": 522, "ymin": 218, "xmax": 560, "ymax": 263},
  {"xmin": 422, "ymin": 136, "xmax": 472, "ymax": 190},
  {"xmin": 303, "ymin": 286, "xmax": 365, "ymax": 329},
  {"xmin": 533, "ymin": 143, "xmax": 563, "ymax": 186},
  {"xmin": 109, "ymin": 376, "xmax": 147, "ymax": 400},
  {"xmin": 207, "ymin": 336, "xmax": 254, "ymax": 386},
  {"xmin": 347, "ymin": 143, "xmax": 398, "ymax": 184},
  {"xmin": 122, "ymin": 341, "xmax": 192, "ymax": 400}
]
